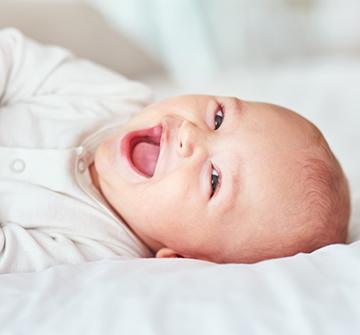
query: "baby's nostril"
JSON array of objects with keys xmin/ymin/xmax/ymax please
[{"xmin": 180, "ymin": 142, "xmax": 183, "ymax": 148}]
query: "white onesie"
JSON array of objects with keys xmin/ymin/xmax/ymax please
[{"xmin": 0, "ymin": 28, "xmax": 153, "ymax": 273}]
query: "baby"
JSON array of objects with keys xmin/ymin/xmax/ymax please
[
  {"xmin": 0, "ymin": 29, "xmax": 350, "ymax": 273},
  {"xmin": 90, "ymin": 95, "xmax": 350, "ymax": 264}
]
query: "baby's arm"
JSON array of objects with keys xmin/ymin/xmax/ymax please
[
  {"xmin": 0, "ymin": 28, "xmax": 71, "ymax": 104},
  {"xmin": 0, "ymin": 28, "xmax": 152, "ymax": 114},
  {"xmin": 0, "ymin": 225, "xmax": 93, "ymax": 273}
]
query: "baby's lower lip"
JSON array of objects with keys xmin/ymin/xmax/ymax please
[{"xmin": 120, "ymin": 124, "xmax": 163, "ymax": 179}]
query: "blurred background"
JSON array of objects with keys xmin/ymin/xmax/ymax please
[
  {"xmin": 0, "ymin": 0, "xmax": 359, "ymax": 228},
  {"xmin": 1, "ymin": 1, "xmax": 360, "ymax": 85}
]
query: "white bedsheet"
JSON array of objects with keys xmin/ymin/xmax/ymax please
[
  {"xmin": 1, "ymin": 241, "xmax": 360, "ymax": 335},
  {"xmin": 1, "ymin": 58, "xmax": 360, "ymax": 334}
]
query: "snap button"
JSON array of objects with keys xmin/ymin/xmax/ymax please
[
  {"xmin": 10, "ymin": 159, "xmax": 26, "ymax": 173},
  {"xmin": 76, "ymin": 146, "xmax": 84, "ymax": 155},
  {"xmin": 77, "ymin": 158, "xmax": 86, "ymax": 173}
]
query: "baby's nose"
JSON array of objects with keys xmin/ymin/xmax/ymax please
[{"xmin": 176, "ymin": 120, "xmax": 205, "ymax": 158}]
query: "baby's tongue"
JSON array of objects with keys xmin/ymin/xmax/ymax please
[{"xmin": 132, "ymin": 141, "xmax": 160, "ymax": 177}]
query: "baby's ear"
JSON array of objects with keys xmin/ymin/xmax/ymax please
[{"xmin": 155, "ymin": 248, "xmax": 184, "ymax": 259}]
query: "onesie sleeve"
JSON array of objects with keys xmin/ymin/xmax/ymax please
[
  {"xmin": 0, "ymin": 28, "xmax": 153, "ymax": 115},
  {"xmin": 0, "ymin": 222, "xmax": 104, "ymax": 274},
  {"xmin": 0, "ymin": 27, "xmax": 71, "ymax": 104}
]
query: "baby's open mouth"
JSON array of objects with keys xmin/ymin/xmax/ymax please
[{"xmin": 125, "ymin": 124, "xmax": 162, "ymax": 178}]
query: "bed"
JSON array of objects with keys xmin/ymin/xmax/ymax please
[{"xmin": 0, "ymin": 55, "xmax": 359, "ymax": 334}]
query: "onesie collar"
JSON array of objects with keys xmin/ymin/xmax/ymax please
[{"xmin": 73, "ymin": 118, "xmax": 154, "ymax": 257}]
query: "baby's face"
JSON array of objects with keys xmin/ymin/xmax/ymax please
[{"xmin": 93, "ymin": 95, "xmax": 321, "ymax": 263}]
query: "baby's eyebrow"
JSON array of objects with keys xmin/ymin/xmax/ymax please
[
  {"xmin": 218, "ymin": 157, "xmax": 241, "ymax": 216},
  {"xmin": 229, "ymin": 169, "xmax": 240, "ymax": 209}
]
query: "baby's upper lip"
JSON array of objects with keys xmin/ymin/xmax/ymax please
[
  {"xmin": 154, "ymin": 120, "xmax": 169, "ymax": 177},
  {"xmin": 155, "ymin": 117, "xmax": 183, "ymax": 179}
]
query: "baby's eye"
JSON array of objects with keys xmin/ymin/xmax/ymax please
[
  {"xmin": 210, "ymin": 166, "xmax": 220, "ymax": 198},
  {"xmin": 214, "ymin": 105, "xmax": 224, "ymax": 130}
]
